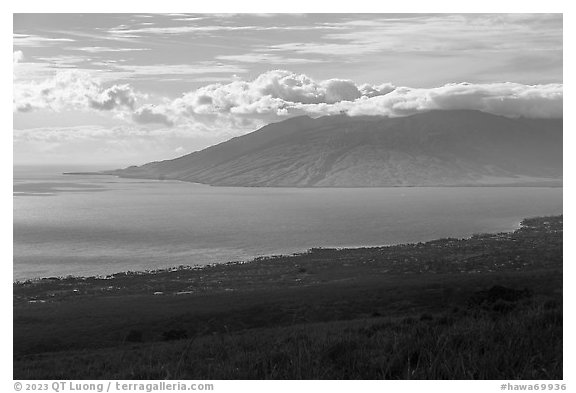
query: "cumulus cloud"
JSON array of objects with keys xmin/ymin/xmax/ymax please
[
  {"xmin": 327, "ymin": 82, "xmax": 564, "ymax": 119},
  {"xmin": 15, "ymin": 68, "xmax": 562, "ymax": 129},
  {"xmin": 133, "ymin": 70, "xmax": 561, "ymax": 127},
  {"xmin": 13, "ymin": 50, "xmax": 24, "ymax": 64},
  {"xmin": 14, "ymin": 70, "xmax": 138, "ymax": 113},
  {"xmin": 132, "ymin": 105, "xmax": 174, "ymax": 126},
  {"xmin": 89, "ymin": 84, "xmax": 136, "ymax": 111},
  {"xmin": 162, "ymin": 70, "xmax": 394, "ymax": 122}
]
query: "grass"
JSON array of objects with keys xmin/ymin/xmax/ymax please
[
  {"xmin": 15, "ymin": 294, "xmax": 562, "ymax": 379},
  {"xmin": 13, "ymin": 215, "xmax": 563, "ymax": 379}
]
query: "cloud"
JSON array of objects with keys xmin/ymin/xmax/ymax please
[
  {"xmin": 171, "ymin": 17, "xmax": 205, "ymax": 22},
  {"xmin": 13, "ymin": 33, "xmax": 76, "ymax": 47},
  {"xmin": 107, "ymin": 23, "xmax": 341, "ymax": 37},
  {"xmin": 89, "ymin": 84, "xmax": 137, "ymax": 111},
  {"xmin": 263, "ymin": 14, "xmax": 563, "ymax": 57},
  {"xmin": 329, "ymin": 82, "xmax": 564, "ymax": 119},
  {"xmin": 216, "ymin": 53, "xmax": 323, "ymax": 64},
  {"xmin": 15, "ymin": 67, "xmax": 562, "ymax": 131},
  {"xmin": 34, "ymin": 55, "xmax": 93, "ymax": 66},
  {"xmin": 168, "ymin": 70, "xmax": 394, "ymax": 118},
  {"xmin": 13, "ymin": 50, "xmax": 24, "ymax": 64},
  {"xmin": 109, "ymin": 63, "xmax": 247, "ymax": 78},
  {"xmin": 13, "ymin": 52, "xmax": 246, "ymax": 84},
  {"xmin": 13, "ymin": 124, "xmax": 223, "ymax": 165},
  {"xmin": 14, "ymin": 70, "xmax": 138, "ymax": 113},
  {"xmin": 132, "ymin": 105, "xmax": 174, "ymax": 126},
  {"xmin": 68, "ymin": 46, "xmax": 151, "ymax": 53},
  {"xmin": 129, "ymin": 70, "xmax": 561, "ymax": 127}
]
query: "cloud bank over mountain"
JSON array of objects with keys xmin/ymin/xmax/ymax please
[
  {"xmin": 129, "ymin": 70, "xmax": 562, "ymax": 126},
  {"xmin": 304, "ymin": 82, "xmax": 563, "ymax": 119},
  {"xmin": 14, "ymin": 65, "xmax": 562, "ymax": 127}
]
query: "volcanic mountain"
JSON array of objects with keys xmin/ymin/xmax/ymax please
[{"xmin": 104, "ymin": 110, "xmax": 563, "ymax": 187}]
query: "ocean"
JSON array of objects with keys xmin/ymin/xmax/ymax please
[{"xmin": 13, "ymin": 165, "xmax": 563, "ymax": 280}]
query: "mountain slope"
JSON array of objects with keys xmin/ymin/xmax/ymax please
[{"xmin": 106, "ymin": 110, "xmax": 563, "ymax": 187}]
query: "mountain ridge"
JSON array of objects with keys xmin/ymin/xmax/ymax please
[{"xmin": 104, "ymin": 110, "xmax": 562, "ymax": 187}]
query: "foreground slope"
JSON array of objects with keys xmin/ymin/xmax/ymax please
[
  {"xmin": 106, "ymin": 110, "xmax": 562, "ymax": 187},
  {"xmin": 14, "ymin": 216, "xmax": 563, "ymax": 379}
]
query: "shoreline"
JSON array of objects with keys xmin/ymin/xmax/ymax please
[
  {"xmin": 15, "ymin": 174, "xmax": 562, "ymax": 283},
  {"xmin": 13, "ymin": 220, "xmax": 524, "ymax": 284},
  {"xmin": 14, "ymin": 214, "xmax": 563, "ymax": 379},
  {"xmin": 62, "ymin": 171, "xmax": 563, "ymax": 188},
  {"xmin": 13, "ymin": 215, "xmax": 556, "ymax": 286}
]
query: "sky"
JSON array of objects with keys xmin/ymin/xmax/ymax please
[{"xmin": 13, "ymin": 13, "xmax": 563, "ymax": 166}]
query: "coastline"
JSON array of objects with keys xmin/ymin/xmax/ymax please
[
  {"xmin": 14, "ymin": 214, "xmax": 563, "ymax": 379},
  {"xmin": 62, "ymin": 171, "xmax": 563, "ymax": 188},
  {"xmin": 14, "ymin": 215, "xmax": 529, "ymax": 284},
  {"xmin": 15, "ymin": 176, "xmax": 562, "ymax": 283},
  {"xmin": 14, "ymin": 215, "xmax": 562, "ymax": 302}
]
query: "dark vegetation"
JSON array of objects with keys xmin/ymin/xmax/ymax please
[{"xmin": 14, "ymin": 216, "xmax": 562, "ymax": 379}]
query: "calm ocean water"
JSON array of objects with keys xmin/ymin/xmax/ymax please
[{"xmin": 13, "ymin": 166, "xmax": 563, "ymax": 280}]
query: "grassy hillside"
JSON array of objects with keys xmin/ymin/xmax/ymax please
[{"xmin": 14, "ymin": 216, "xmax": 563, "ymax": 379}]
